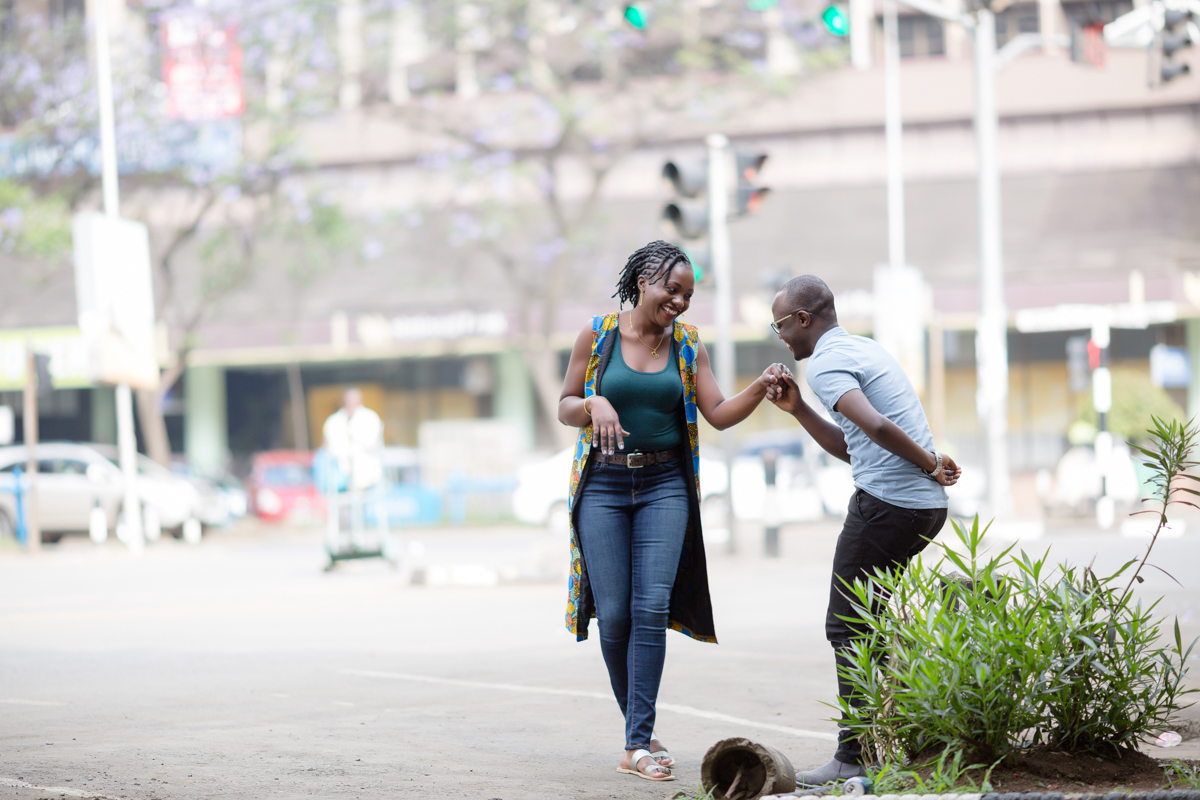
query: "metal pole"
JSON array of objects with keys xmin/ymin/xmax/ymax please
[
  {"xmin": 707, "ymin": 132, "xmax": 737, "ymax": 553},
  {"xmin": 95, "ymin": 0, "xmax": 143, "ymax": 548},
  {"xmin": 884, "ymin": 0, "xmax": 906, "ymax": 273},
  {"xmin": 95, "ymin": 0, "xmax": 119, "ymax": 219},
  {"xmin": 973, "ymin": 8, "xmax": 1011, "ymax": 517},
  {"xmin": 23, "ymin": 342, "xmax": 40, "ymax": 553}
]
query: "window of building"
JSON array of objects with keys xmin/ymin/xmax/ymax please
[
  {"xmin": 897, "ymin": 15, "xmax": 945, "ymax": 58},
  {"xmin": 1062, "ymin": 0, "xmax": 1134, "ymax": 27},
  {"xmin": 995, "ymin": 3, "xmax": 1041, "ymax": 47}
]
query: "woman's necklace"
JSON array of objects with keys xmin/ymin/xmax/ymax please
[{"xmin": 629, "ymin": 310, "xmax": 667, "ymax": 359}]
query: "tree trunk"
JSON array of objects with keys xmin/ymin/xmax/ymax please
[{"xmin": 136, "ymin": 387, "xmax": 173, "ymax": 467}]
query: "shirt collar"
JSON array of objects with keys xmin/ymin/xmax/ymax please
[{"xmin": 812, "ymin": 326, "xmax": 847, "ymax": 356}]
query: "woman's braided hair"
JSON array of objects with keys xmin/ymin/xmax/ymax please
[{"xmin": 613, "ymin": 240, "xmax": 691, "ymax": 308}]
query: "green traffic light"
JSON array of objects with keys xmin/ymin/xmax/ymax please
[
  {"xmin": 623, "ymin": 3, "xmax": 648, "ymax": 29},
  {"xmin": 683, "ymin": 249, "xmax": 705, "ymax": 283},
  {"xmin": 747, "ymin": 0, "xmax": 780, "ymax": 9},
  {"xmin": 822, "ymin": 4, "xmax": 850, "ymax": 37}
]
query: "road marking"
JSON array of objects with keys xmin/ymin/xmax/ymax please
[
  {"xmin": 1, "ymin": 698, "xmax": 64, "ymax": 706},
  {"xmin": 341, "ymin": 669, "xmax": 837, "ymax": 742},
  {"xmin": 1, "ymin": 776, "xmax": 122, "ymax": 799}
]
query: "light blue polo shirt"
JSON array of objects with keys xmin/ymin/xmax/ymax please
[{"xmin": 806, "ymin": 326, "xmax": 947, "ymax": 510}]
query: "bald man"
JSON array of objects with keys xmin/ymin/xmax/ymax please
[{"xmin": 764, "ymin": 275, "xmax": 961, "ymax": 787}]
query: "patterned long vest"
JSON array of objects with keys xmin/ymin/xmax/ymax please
[{"xmin": 564, "ymin": 312, "xmax": 717, "ymax": 644}]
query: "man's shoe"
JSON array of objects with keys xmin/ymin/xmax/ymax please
[{"xmin": 796, "ymin": 757, "xmax": 866, "ymax": 787}]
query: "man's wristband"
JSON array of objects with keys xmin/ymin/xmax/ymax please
[{"xmin": 926, "ymin": 450, "xmax": 944, "ymax": 479}]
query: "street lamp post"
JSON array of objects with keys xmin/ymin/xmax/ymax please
[{"xmin": 94, "ymin": 0, "xmax": 144, "ymax": 550}]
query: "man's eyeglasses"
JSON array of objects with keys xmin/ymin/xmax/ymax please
[{"xmin": 771, "ymin": 309, "xmax": 806, "ymax": 334}]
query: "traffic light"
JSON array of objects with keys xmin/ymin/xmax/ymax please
[
  {"xmin": 1069, "ymin": 22, "xmax": 1107, "ymax": 67},
  {"xmin": 1160, "ymin": 7, "xmax": 1193, "ymax": 82},
  {"xmin": 683, "ymin": 247, "xmax": 709, "ymax": 283},
  {"xmin": 822, "ymin": 4, "xmax": 850, "ymax": 37},
  {"xmin": 662, "ymin": 158, "xmax": 709, "ymax": 240},
  {"xmin": 623, "ymin": 3, "xmax": 649, "ymax": 30},
  {"xmin": 735, "ymin": 152, "xmax": 769, "ymax": 215}
]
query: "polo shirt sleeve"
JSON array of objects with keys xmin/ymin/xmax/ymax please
[{"xmin": 807, "ymin": 353, "xmax": 863, "ymax": 413}]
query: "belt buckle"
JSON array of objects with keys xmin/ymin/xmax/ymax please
[{"xmin": 626, "ymin": 452, "xmax": 647, "ymax": 469}]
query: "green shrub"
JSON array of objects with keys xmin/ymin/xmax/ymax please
[{"xmin": 836, "ymin": 417, "xmax": 1199, "ymax": 765}]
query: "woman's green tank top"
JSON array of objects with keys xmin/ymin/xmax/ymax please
[{"xmin": 599, "ymin": 333, "xmax": 683, "ymax": 452}]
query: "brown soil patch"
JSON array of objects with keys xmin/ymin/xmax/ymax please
[{"xmin": 921, "ymin": 747, "xmax": 1198, "ymax": 793}]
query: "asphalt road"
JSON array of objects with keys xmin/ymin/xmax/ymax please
[{"xmin": 2, "ymin": 518, "xmax": 1198, "ymax": 800}]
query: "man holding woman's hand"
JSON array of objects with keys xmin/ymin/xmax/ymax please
[{"xmin": 762, "ymin": 275, "xmax": 961, "ymax": 787}]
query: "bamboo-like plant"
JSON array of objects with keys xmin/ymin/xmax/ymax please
[{"xmin": 835, "ymin": 418, "xmax": 1199, "ymax": 767}]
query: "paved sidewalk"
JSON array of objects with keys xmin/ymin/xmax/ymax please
[{"xmin": 1, "ymin": 520, "xmax": 1197, "ymax": 799}]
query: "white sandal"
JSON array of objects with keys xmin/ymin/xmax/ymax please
[
  {"xmin": 649, "ymin": 732, "xmax": 675, "ymax": 767},
  {"xmin": 617, "ymin": 748, "xmax": 675, "ymax": 781}
]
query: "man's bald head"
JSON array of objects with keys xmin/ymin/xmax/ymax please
[{"xmin": 779, "ymin": 275, "xmax": 837, "ymax": 323}]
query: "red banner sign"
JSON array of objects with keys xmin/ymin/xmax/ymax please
[{"xmin": 162, "ymin": 13, "xmax": 244, "ymax": 121}]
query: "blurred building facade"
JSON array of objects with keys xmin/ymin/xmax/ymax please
[{"xmin": 1, "ymin": 0, "xmax": 1198, "ymax": 479}]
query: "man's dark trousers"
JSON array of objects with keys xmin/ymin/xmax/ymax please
[{"xmin": 827, "ymin": 488, "xmax": 948, "ymax": 765}]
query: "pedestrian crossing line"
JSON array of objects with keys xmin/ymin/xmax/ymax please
[
  {"xmin": 340, "ymin": 668, "xmax": 838, "ymax": 742},
  {"xmin": 1, "ymin": 698, "xmax": 64, "ymax": 706}
]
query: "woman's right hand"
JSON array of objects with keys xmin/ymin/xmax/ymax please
[{"xmin": 588, "ymin": 396, "xmax": 630, "ymax": 455}]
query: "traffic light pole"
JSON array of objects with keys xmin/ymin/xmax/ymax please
[
  {"xmin": 883, "ymin": 0, "xmax": 905, "ymax": 273},
  {"xmin": 94, "ymin": 0, "xmax": 143, "ymax": 551},
  {"xmin": 885, "ymin": 0, "xmax": 1013, "ymax": 517},
  {"xmin": 972, "ymin": 7, "xmax": 1013, "ymax": 518},
  {"xmin": 706, "ymin": 133, "xmax": 738, "ymax": 553}
]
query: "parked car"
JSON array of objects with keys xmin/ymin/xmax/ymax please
[
  {"xmin": 1039, "ymin": 442, "xmax": 1140, "ymax": 516},
  {"xmin": 0, "ymin": 442, "xmax": 200, "ymax": 543},
  {"xmin": 170, "ymin": 461, "xmax": 249, "ymax": 528},
  {"xmin": 246, "ymin": 450, "xmax": 324, "ymax": 523},
  {"xmin": 730, "ymin": 429, "xmax": 855, "ymax": 523},
  {"xmin": 512, "ymin": 446, "xmax": 730, "ymax": 533},
  {"xmin": 89, "ymin": 445, "xmax": 209, "ymax": 532}
]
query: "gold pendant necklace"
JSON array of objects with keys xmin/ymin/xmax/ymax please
[{"xmin": 629, "ymin": 310, "xmax": 667, "ymax": 359}]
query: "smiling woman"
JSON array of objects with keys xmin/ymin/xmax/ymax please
[{"xmin": 555, "ymin": 240, "xmax": 787, "ymax": 784}]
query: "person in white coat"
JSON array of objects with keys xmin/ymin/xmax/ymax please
[{"xmin": 322, "ymin": 387, "xmax": 384, "ymax": 491}]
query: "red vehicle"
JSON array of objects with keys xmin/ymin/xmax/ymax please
[{"xmin": 246, "ymin": 451, "xmax": 325, "ymax": 523}]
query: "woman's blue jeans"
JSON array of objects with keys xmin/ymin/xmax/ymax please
[{"xmin": 576, "ymin": 456, "xmax": 690, "ymax": 751}]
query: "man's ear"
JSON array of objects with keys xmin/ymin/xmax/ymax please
[{"xmin": 797, "ymin": 311, "xmax": 812, "ymax": 328}]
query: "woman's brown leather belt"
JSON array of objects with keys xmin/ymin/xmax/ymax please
[{"xmin": 592, "ymin": 445, "xmax": 683, "ymax": 468}]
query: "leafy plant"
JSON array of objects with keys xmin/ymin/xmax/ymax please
[
  {"xmin": 668, "ymin": 782, "xmax": 719, "ymax": 800},
  {"xmin": 1164, "ymin": 760, "xmax": 1200, "ymax": 789},
  {"xmin": 0, "ymin": 180, "xmax": 71, "ymax": 260},
  {"xmin": 834, "ymin": 418, "xmax": 1199, "ymax": 766},
  {"xmin": 1078, "ymin": 370, "xmax": 1185, "ymax": 441},
  {"xmin": 858, "ymin": 751, "xmax": 997, "ymax": 796}
]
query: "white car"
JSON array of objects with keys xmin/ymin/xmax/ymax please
[
  {"xmin": 512, "ymin": 447, "xmax": 729, "ymax": 533},
  {"xmin": 0, "ymin": 442, "xmax": 200, "ymax": 543},
  {"xmin": 729, "ymin": 429, "xmax": 855, "ymax": 523}
]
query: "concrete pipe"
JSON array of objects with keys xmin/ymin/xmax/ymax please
[{"xmin": 701, "ymin": 737, "xmax": 796, "ymax": 800}]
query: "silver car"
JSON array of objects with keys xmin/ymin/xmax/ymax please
[{"xmin": 0, "ymin": 442, "xmax": 198, "ymax": 544}]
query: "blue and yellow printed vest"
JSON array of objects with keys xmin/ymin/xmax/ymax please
[{"xmin": 564, "ymin": 312, "xmax": 717, "ymax": 644}]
